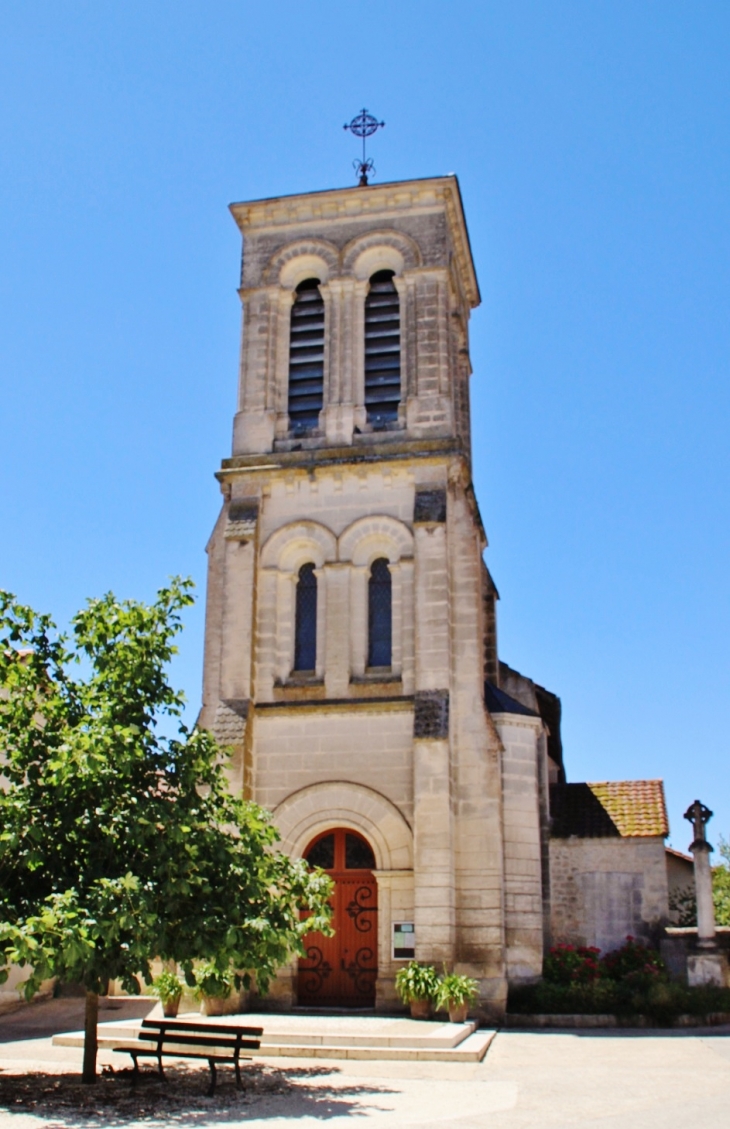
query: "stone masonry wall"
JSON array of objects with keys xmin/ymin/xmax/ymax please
[{"xmin": 550, "ymin": 836, "xmax": 670, "ymax": 954}]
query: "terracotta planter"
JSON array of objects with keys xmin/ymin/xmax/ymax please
[
  {"xmin": 447, "ymin": 1002, "xmax": 469, "ymax": 1023},
  {"xmin": 200, "ymin": 995, "xmax": 228, "ymax": 1017},
  {"xmin": 409, "ymin": 998, "xmax": 432, "ymax": 1020},
  {"xmin": 162, "ymin": 997, "xmax": 181, "ymax": 1018}
]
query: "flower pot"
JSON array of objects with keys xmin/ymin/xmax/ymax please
[
  {"xmin": 162, "ymin": 997, "xmax": 181, "ymax": 1018},
  {"xmin": 447, "ymin": 1002, "xmax": 469, "ymax": 1023},
  {"xmin": 200, "ymin": 995, "xmax": 227, "ymax": 1017},
  {"xmin": 409, "ymin": 998, "xmax": 432, "ymax": 1020}
]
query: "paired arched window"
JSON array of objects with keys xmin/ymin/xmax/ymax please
[
  {"xmin": 364, "ymin": 270, "xmax": 401, "ymax": 427},
  {"xmin": 294, "ymin": 563, "xmax": 317, "ymax": 672},
  {"xmin": 286, "ymin": 270, "xmax": 402, "ymax": 433},
  {"xmin": 288, "ymin": 279, "xmax": 325, "ymax": 433},
  {"xmin": 368, "ymin": 557, "xmax": 392, "ymax": 668}
]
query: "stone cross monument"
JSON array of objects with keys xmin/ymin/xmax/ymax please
[{"xmin": 684, "ymin": 799, "xmax": 728, "ymax": 986}]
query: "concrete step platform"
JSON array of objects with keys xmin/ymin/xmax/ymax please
[{"xmin": 52, "ymin": 1011, "xmax": 496, "ymax": 1062}]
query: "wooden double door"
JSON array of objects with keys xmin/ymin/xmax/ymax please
[{"xmin": 298, "ymin": 828, "xmax": 378, "ymax": 1008}]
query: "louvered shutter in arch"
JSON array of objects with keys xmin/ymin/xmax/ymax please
[
  {"xmin": 294, "ymin": 563, "xmax": 317, "ymax": 672},
  {"xmin": 368, "ymin": 557, "xmax": 392, "ymax": 668},
  {"xmin": 288, "ymin": 279, "xmax": 324, "ymax": 433},
  {"xmin": 364, "ymin": 270, "xmax": 401, "ymax": 427}
]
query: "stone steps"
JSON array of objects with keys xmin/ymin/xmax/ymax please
[{"xmin": 52, "ymin": 1012, "xmax": 496, "ymax": 1062}]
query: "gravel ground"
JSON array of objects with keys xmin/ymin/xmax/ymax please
[{"xmin": 1, "ymin": 998, "xmax": 729, "ymax": 1128}]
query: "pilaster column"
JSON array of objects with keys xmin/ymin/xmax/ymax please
[
  {"xmin": 314, "ymin": 566, "xmax": 327, "ymax": 681},
  {"xmin": 414, "ymin": 522, "xmax": 450, "ymax": 690},
  {"xmin": 254, "ymin": 567, "xmax": 277, "ymax": 701},
  {"xmin": 274, "ymin": 288, "xmax": 295, "ymax": 438},
  {"xmin": 233, "ymin": 285, "xmax": 280, "ymax": 454},
  {"xmin": 321, "ymin": 279, "xmax": 356, "ymax": 444},
  {"xmin": 398, "ymin": 558, "xmax": 415, "ymax": 694},
  {"xmin": 349, "ymin": 564, "xmax": 368, "ymax": 677},
  {"xmin": 324, "ymin": 562, "xmax": 350, "ymax": 696},
  {"xmin": 413, "ymin": 731, "xmax": 454, "ymax": 963},
  {"xmin": 275, "ymin": 571, "xmax": 296, "ymax": 683},
  {"xmin": 389, "ymin": 561, "xmax": 403, "ymax": 677},
  {"xmin": 219, "ymin": 538, "xmax": 255, "ymax": 702},
  {"xmin": 352, "ymin": 279, "xmax": 369, "ymax": 431}
]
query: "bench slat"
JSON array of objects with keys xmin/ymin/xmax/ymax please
[
  {"xmin": 136, "ymin": 1035, "xmax": 260, "ymax": 1051},
  {"xmin": 141, "ymin": 1020, "xmax": 263, "ymax": 1037},
  {"xmin": 126, "ymin": 1047, "xmax": 241, "ymax": 1056}
]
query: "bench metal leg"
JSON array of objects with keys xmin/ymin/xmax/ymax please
[
  {"xmin": 234, "ymin": 1056, "xmax": 243, "ymax": 1091},
  {"xmin": 207, "ymin": 1059, "xmax": 217, "ymax": 1097}
]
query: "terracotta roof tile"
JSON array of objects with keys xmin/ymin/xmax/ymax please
[
  {"xmin": 550, "ymin": 779, "xmax": 668, "ymax": 839},
  {"xmin": 587, "ymin": 780, "xmax": 668, "ymax": 838}
]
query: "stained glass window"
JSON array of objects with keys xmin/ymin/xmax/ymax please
[
  {"xmin": 305, "ymin": 833, "xmax": 335, "ymax": 869},
  {"xmin": 345, "ymin": 833, "xmax": 375, "ymax": 870},
  {"xmin": 368, "ymin": 557, "xmax": 392, "ymax": 668},
  {"xmin": 294, "ymin": 563, "xmax": 317, "ymax": 672}
]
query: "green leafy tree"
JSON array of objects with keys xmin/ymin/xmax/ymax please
[
  {"xmin": 0, "ymin": 580, "xmax": 331, "ymax": 1083},
  {"xmin": 714, "ymin": 837, "xmax": 730, "ymax": 927},
  {"xmin": 667, "ymin": 836, "xmax": 730, "ymax": 928}
]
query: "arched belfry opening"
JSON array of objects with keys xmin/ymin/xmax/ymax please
[
  {"xmin": 298, "ymin": 828, "xmax": 378, "ymax": 1007},
  {"xmin": 288, "ymin": 278, "xmax": 325, "ymax": 433},
  {"xmin": 364, "ymin": 270, "xmax": 401, "ymax": 427}
]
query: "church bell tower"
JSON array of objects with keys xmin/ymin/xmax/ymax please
[{"xmin": 200, "ymin": 177, "xmax": 548, "ymax": 1017}]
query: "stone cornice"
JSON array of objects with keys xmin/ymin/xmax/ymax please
[
  {"xmin": 229, "ymin": 176, "xmax": 480, "ymax": 309},
  {"xmin": 217, "ymin": 437, "xmax": 467, "ymax": 477},
  {"xmin": 490, "ymin": 712, "xmax": 544, "ymax": 732}
]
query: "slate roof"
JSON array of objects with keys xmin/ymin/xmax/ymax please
[
  {"xmin": 550, "ymin": 779, "xmax": 668, "ymax": 839},
  {"xmin": 484, "ymin": 681, "xmax": 539, "ymax": 717}
]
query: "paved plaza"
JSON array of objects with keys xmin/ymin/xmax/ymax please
[{"xmin": 0, "ymin": 999, "xmax": 728, "ymax": 1128}]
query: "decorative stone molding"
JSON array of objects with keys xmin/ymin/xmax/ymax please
[
  {"xmin": 224, "ymin": 500, "xmax": 259, "ymax": 541},
  {"xmin": 273, "ymin": 781, "xmax": 413, "ymax": 871},
  {"xmin": 413, "ymin": 690, "xmax": 450, "ymax": 738},
  {"xmin": 338, "ymin": 514, "xmax": 414, "ymax": 566},
  {"xmin": 342, "ymin": 229, "xmax": 423, "ymax": 279},
  {"xmin": 414, "ymin": 489, "xmax": 447, "ymax": 524},
  {"xmin": 213, "ymin": 698, "xmax": 249, "ymax": 744},
  {"xmin": 263, "ymin": 239, "xmax": 340, "ymax": 288},
  {"xmin": 260, "ymin": 520, "xmax": 337, "ymax": 571}
]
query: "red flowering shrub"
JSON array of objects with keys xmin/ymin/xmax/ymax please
[
  {"xmin": 600, "ymin": 936, "xmax": 667, "ymax": 987},
  {"xmin": 543, "ymin": 944, "xmax": 604, "ymax": 984}
]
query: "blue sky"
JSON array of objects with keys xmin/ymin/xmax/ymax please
[{"xmin": 1, "ymin": 2, "xmax": 728, "ymax": 848}]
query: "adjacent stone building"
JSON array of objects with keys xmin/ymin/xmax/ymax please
[{"xmin": 199, "ymin": 175, "xmax": 671, "ymax": 1018}]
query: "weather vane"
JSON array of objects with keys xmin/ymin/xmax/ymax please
[{"xmin": 343, "ymin": 108, "xmax": 385, "ymax": 186}]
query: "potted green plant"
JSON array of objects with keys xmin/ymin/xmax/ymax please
[
  {"xmin": 150, "ymin": 970, "xmax": 185, "ymax": 1018},
  {"xmin": 436, "ymin": 972, "xmax": 478, "ymax": 1023},
  {"xmin": 194, "ymin": 962, "xmax": 235, "ymax": 1017},
  {"xmin": 395, "ymin": 960, "xmax": 439, "ymax": 1019}
]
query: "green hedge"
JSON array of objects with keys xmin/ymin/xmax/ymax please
[{"xmin": 508, "ymin": 980, "xmax": 730, "ymax": 1024}]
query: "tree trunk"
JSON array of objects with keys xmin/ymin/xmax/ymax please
[{"xmin": 82, "ymin": 990, "xmax": 99, "ymax": 1084}]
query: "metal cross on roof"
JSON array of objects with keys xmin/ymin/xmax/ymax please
[{"xmin": 344, "ymin": 108, "xmax": 385, "ymax": 186}]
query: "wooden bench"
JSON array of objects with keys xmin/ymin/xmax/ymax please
[{"xmin": 114, "ymin": 1018, "xmax": 264, "ymax": 1095}]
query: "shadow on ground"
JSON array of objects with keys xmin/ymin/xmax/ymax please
[
  {"xmin": 0, "ymin": 997, "xmax": 156, "ymax": 1045},
  {"xmin": 0, "ymin": 1063, "xmax": 394, "ymax": 1124}
]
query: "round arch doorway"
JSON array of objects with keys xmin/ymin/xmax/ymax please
[{"xmin": 298, "ymin": 828, "xmax": 378, "ymax": 1008}]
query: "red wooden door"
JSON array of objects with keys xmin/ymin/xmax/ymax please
[{"xmin": 298, "ymin": 828, "xmax": 378, "ymax": 1007}]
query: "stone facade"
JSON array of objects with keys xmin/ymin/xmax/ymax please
[
  {"xmin": 199, "ymin": 175, "xmax": 671, "ymax": 1017},
  {"xmin": 550, "ymin": 837, "xmax": 669, "ymax": 953}
]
